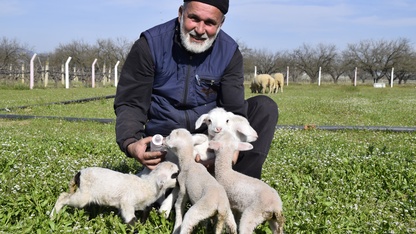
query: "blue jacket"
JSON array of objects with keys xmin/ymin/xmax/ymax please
[{"xmin": 142, "ymin": 19, "xmax": 238, "ymax": 136}]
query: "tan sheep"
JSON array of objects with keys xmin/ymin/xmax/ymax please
[
  {"xmin": 272, "ymin": 73, "xmax": 284, "ymax": 93},
  {"xmin": 253, "ymin": 74, "xmax": 275, "ymax": 94}
]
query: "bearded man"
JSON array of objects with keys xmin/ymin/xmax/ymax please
[{"xmin": 114, "ymin": 0, "xmax": 278, "ymax": 179}]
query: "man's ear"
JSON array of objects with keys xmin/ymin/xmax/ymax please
[{"xmin": 178, "ymin": 5, "xmax": 184, "ymax": 23}]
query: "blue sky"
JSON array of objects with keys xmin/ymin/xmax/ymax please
[{"xmin": 1, "ymin": 0, "xmax": 416, "ymax": 53}]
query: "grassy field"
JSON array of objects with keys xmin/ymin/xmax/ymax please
[{"xmin": 0, "ymin": 84, "xmax": 415, "ymax": 233}]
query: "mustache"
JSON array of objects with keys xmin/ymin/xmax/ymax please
[{"xmin": 188, "ymin": 30, "xmax": 209, "ymax": 40}]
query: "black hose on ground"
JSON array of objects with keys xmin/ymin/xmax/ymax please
[
  {"xmin": 0, "ymin": 114, "xmax": 115, "ymax": 123},
  {"xmin": 276, "ymin": 125, "xmax": 416, "ymax": 132},
  {"xmin": 0, "ymin": 95, "xmax": 115, "ymax": 112}
]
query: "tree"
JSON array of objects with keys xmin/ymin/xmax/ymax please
[
  {"xmin": 0, "ymin": 37, "xmax": 31, "ymax": 79},
  {"xmin": 386, "ymin": 50, "xmax": 416, "ymax": 84},
  {"xmin": 344, "ymin": 38, "xmax": 413, "ymax": 84},
  {"xmin": 240, "ymin": 45, "xmax": 283, "ymax": 80},
  {"xmin": 292, "ymin": 43, "xmax": 337, "ymax": 83},
  {"xmin": 238, "ymin": 40, "xmax": 256, "ymax": 79},
  {"xmin": 251, "ymin": 49, "xmax": 280, "ymax": 74},
  {"xmin": 96, "ymin": 37, "xmax": 131, "ymax": 68},
  {"xmin": 327, "ymin": 54, "xmax": 347, "ymax": 84}
]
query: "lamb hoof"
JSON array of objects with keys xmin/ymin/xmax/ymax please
[
  {"xmin": 127, "ymin": 217, "xmax": 137, "ymax": 226},
  {"xmin": 140, "ymin": 208, "xmax": 151, "ymax": 224}
]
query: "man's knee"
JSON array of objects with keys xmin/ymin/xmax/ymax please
[
  {"xmin": 233, "ymin": 151, "xmax": 267, "ymax": 179},
  {"xmin": 246, "ymin": 95, "xmax": 278, "ymax": 124}
]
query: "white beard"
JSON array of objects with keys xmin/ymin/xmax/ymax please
[{"xmin": 179, "ymin": 15, "xmax": 221, "ymax": 54}]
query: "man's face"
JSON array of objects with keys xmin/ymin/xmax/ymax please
[{"xmin": 178, "ymin": 2, "xmax": 224, "ymax": 54}]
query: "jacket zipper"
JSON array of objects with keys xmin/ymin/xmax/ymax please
[{"xmin": 183, "ymin": 55, "xmax": 192, "ymax": 130}]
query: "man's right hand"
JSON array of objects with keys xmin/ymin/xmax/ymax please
[{"xmin": 127, "ymin": 136, "xmax": 166, "ymax": 170}]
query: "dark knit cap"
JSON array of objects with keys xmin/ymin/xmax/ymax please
[{"xmin": 184, "ymin": 0, "xmax": 229, "ymax": 14}]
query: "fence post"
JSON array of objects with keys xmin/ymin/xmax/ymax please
[
  {"xmin": 65, "ymin": 57, "xmax": 72, "ymax": 89},
  {"xmin": 30, "ymin": 53, "xmax": 37, "ymax": 89},
  {"xmin": 73, "ymin": 66, "xmax": 78, "ymax": 82},
  {"xmin": 354, "ymin": 67, "xmax": 357, "ymax": 86},
  {"xmin": 44, "ymin": 58, "xmax": 49, "ymax": 87},
  {"xmin": 9, "ymin": 64, "xmax": 12, "ymax": 79},
  {"xmin": 102, "ymin": 63, "xmax": 107, "ymax": 86},
  {"xmin": 21, "ymin": 63, "xmax": 25, "ymax": 84},
  {"xmin": 108, "ymin": 67, "xmax": 112, "ymax": 85},
  {"xmin": 286, "ymin": 66, "xmax": 289, "ymax": 86},
  {"xmin": 318, "ymin": 67, "xmax": 321, "ymax": 86},
  {"xmin": 92, "ymin": 58, "xmax": 97, "ymax": 88},
  {"xmin": 114, "ymin": 61, "xmax": 120, "ymax": 87},
  {"xmin": 61, "ymin": 64, "xmax": 64, "ymax": 85},
  {"xmin": 390, "ymin": 67, "xmax": 394, "ymax": 88}
]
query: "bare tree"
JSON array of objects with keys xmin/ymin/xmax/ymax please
[
  {"xmin": 386, "ymin": 50, "xmax": 416, "ymax": 84},
  {"xmin": 344, "ymin": 38, "xmax": 412, "ymax": 84},
  {"xmin": 47, "ymin": 40, "xmax": 97, "ymax": 85},
  {"xmin": 292, "ymin": 43, "xmax": 337, "ymax": 83},
  {"xmin": 238, "ymin": 40, "xmax": 256, "ymax": 79},
  {"xmin": 96, "ymin": 37, "xmax": 131, "ymax": 67},
  {"xmin": 0, "ymin": 37, "xmax": 31, "ymax": 80},
  {"xmin": 245, "ymin": 49, "xmax": 279, "ymax": 75},
  {"xmin": 327, "ymin": 54, "xmax": 348, "ymax": 84}
]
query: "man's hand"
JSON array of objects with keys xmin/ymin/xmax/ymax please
[
  {"xmin": 127, "ymin": 136, "xmax": 166, "ymax": 170},
  {"xmin": 195, "ymin": 154, "xmax": 215, "ymax": 174}
]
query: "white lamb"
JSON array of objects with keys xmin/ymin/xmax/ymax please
[
  {"xmin": 136, "ymin": 133, "xmax": 213, "ymax": 219},
  {"xmin": 195, "ymin": 107, "xmax": 258, "ymax": 143},
  {"xmin": 50, "ymin": 161, "xmax": 179, "ymax": 225},
  {"xmin": 209, "ymin": 131, "xmax": 285, "ymax": 234},
  {"xmin": 164, "ymin": 128, "xmax": 237, "ymax": 234},
  {"xmin": 140, "ymin": 107, "xmax": 256, "ymax": 219}
]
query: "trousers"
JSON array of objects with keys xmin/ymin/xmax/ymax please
[{"xmin": 232, "ymin": 95, "xmax": 279, "ymax": 179}]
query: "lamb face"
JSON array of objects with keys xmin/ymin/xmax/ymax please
[
  {"xmin": 195, "ymin": 107, "xmax": 258, "ymax": 142},
  {"xmin": 152, "ymin": 161, "xmax": 180, "ymax": 190},
  {"xmin": 164, "ymin": 128, "xmax": 194, "ymax": 151}
]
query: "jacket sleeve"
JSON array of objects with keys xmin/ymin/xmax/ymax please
[
  {"xmin": 218, "ymin": 48, "xmax": 248, "ymax": 118},
  {"xmin": 114, "ymin": 36, "xmax": 154, "ymax": 156}
]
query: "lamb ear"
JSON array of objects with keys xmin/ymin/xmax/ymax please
[
  {"xmin": 208, "ymin": 141, "xmax": 221, "ymax": 151},
  {"xmin": 237, "ymin": 142, "xmax": 253, "ymax": 151},
  {"xmin": 226, "ymin": 111, "xmax": 235, "ymax": 118},
  {"xmin": 156, "ymin": 174, "xmax": 167, "ymax": 190},
  {"xmin": 195, "ymin": 114, "xmax": 209, "ymax": 129},
  {"xmin": 233, "ymin": 115, "xmax": 258, "ymax": 142}
]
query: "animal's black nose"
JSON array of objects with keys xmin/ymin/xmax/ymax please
[{"xmin": 171, "ymin": 172, "xmax": 179, "ymax": 179}]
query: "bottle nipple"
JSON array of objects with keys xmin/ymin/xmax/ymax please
[{"xmin": 150, "ymin": 134, "xmax": 164, "ymax": 151}]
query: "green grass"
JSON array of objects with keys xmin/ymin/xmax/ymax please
[
  {"xmin": 0, "ymin": 84, "xmax": 415, "ymax": 233},
  {"xmin": 260, "ymin": 84, "xmax": 416, "ymax": 127}
]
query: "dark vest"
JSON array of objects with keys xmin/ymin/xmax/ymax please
[{"xmin": 142, "ymin": 18, "xmax": 238, "ymax": 136}]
